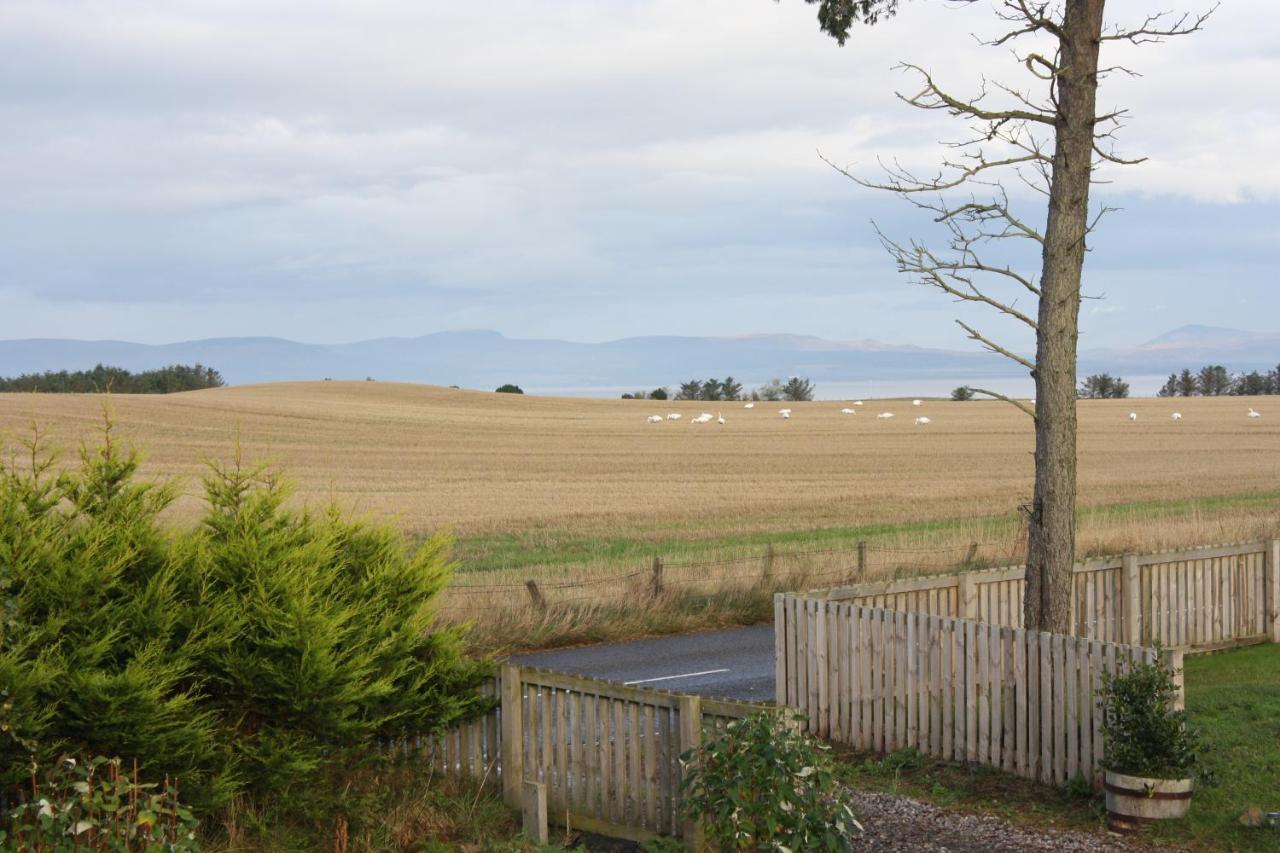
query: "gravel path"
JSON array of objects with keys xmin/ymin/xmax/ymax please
[
  {"xmin": 848, "ymin": 790, "xmax": 1166, "ymax": 852},
  {"xmin": 571, "ymin": 789, "xmax": 1174, "ymax": 851}
]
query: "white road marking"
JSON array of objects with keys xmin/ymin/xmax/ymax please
[{"xmin": 623, "ymin": 668, "xmax": 729, "ymax": 686}]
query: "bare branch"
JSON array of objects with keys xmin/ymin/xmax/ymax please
[
  {"xmin": 896, "ymin": 64, "xmax": 1055, "ymax": 126},
  {"xmin": 939, "ymin": 197, "xmax": 1045, "ymax": 246},
  {"xmin": 987, "ymin": 0, "xmax": 1065, "ymax": 43},
  {"xmin": 969, "ymin": 386, "xmax": 1037, "ymax": 419},
  {"xmin": 1102, "ymin": 5, "xmax": 1218, "ymax": 44},
  {"xmin": 956, "ymin": 319, "xmax": 1036, "ymax": 371},
  {"xmin": 1092, "ymin": 142, "xmax": 1146, "ymax": 166},
  {"xmin": 1085, "ymin": 204, "xmax": 1120, "ymax": 236},
  {"xmin": 880, "ymin": 232, "xmax": 1040, "ymax": 327},
  {"xmin": 837, "ymin": 151, "xmax": 1045, "ymax": 195}
]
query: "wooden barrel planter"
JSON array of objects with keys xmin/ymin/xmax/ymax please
[{"xmin": 1104, "ymin": 770, "xmax": 1193, "ymax": 833}]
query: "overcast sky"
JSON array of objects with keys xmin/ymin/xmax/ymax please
[{"xmin": 1, "ymin": 0, "xmax": 1275, "ymax": 350}]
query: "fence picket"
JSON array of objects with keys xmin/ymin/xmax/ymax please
[
  {"xmin": 942, "ymin": 617, "xmax": 954, "ymax": 762},
  {"xmin": 1065, "ymin": 637, "xmax": 1078, "ymax": 782},
  {"xmin": 907, "ymin": 612, "xmax": 919, "ymax": 750}
]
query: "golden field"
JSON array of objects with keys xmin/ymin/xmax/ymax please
[
  {"xmin": 3, "ymin": 381, "xmax": 1277, "ymax": 649},
  {"xmin": 1, "ymin": 380, "xmax": 1275, "ymax": 538}
]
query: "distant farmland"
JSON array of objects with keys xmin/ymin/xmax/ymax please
[{"xmin": 1, "ymin": 381, "xmax": 1277, "ymax": 574}]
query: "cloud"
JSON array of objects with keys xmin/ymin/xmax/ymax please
[{"xmin": 0, "ymin": 0, "xmax": 1275, "ymax": 347}]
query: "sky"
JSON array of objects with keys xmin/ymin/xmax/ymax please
[{"xmin": 1, "ymin": 0, "xmax": 1276, "ymax": 351}]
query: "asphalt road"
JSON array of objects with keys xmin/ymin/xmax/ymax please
[{"xmin": 511, "ymin": 624, "xmax": 775, "ymax": 701}]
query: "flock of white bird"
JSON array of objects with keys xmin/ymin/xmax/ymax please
[
  {"xmin": 646, "ymin": 401, "xmax": 1264, "ymax": 426},
  {"xmin": 1126, "ymin": 407, "xmax": 1262, "ymax": 422},
  {"xmin": 644, "ymin": 397, "xmax": 939, "ymax": 426}
]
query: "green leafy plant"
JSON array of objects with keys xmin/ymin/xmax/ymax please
[
  {"xmin": 678, "ymin": 713, "xmax": 861, "ymax": 851},
  {"xmin": 1099, "ymin": 651, "xmax": 1199, "ymax": 779},
  {"xmin": 0, "ymin": 755, "xmax": 200, "ymax": 851}
]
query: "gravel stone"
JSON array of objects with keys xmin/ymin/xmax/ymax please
[{"xmin": 848, "ymin": 790, "xmax": 1173, "ymax": 852}]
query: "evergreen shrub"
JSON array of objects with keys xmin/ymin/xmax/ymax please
[{"xmin": 0, "ymin": 417, "xmax": 492, "ymax": 821}]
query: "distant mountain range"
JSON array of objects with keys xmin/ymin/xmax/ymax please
[{"xmin": 0, "ymin": 325, "xmax": 1276, "ymax": 394}]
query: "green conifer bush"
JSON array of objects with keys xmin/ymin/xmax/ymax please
[{"xmin": 0, "ymin": 416, "xmax": 492, "ymax": 821}]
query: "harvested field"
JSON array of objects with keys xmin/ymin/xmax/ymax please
[
  {"xmin": 1, "ymin": 381, "xmax": 1275, "ymax": 538},
  {"xmin": 2, "ymin": 381, "xmax": 1278, "ymax": 649}
]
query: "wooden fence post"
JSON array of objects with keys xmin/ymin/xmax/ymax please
[
  {"xmin": 522, "ymin": 781, "xmax": 548, "ymax": 843},
  {"xmin": 678, "ymin": 695, "xmax": 705, "ymax": 850},
  {"xmin": 1267, "ymin": 539, "xmax": 1280, "ymax": 643},
  {"xmin": 1167, "ymin": 649, "xmax": 1185, "ymax": 711},
  {"xmin": 762, "ymin": 543, "xmax": 774, "ymax": 581},
  {"xmin": 857, "ymin": 541, "xmax": 867, "ymax": 579},
  {"xmin": 774, "ymin": 594, "xmax": 787, "ymax": 706},
  {"xmin": 651, "ymin": 556, "xmax": 664, "ymax": 598},
  {"xmin": 500, "ymin": 664, "xmax": 524, "ymax": 808},
  {"xmin": 1121, "ymin": 555, "xmax": 1141, "ymax": 645},
  {"xmin": 525, "ymin": 580, "xmax": 546, "ymax": 611},
  {"xmin": 959, "ymin": 572, "xmax": 978, "ymax": 620},
  {"xmin": 963, "ymin": 542, "xmax": 979, "ymax": 566}
]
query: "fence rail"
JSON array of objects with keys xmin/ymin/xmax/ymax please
[
  {"xmin": 824, "ymin": 540, "xmax": 1280, "ymax": 651},
  {"xmin": 775, "ymin": 594, "xmax": 1172, "ymax": 786},
  {"xmin": 414, "ymin": 664, "xmax": 769, "ymax": 843}
]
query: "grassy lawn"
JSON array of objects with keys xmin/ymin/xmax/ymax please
[
  {"xmin": 1150, "ymin": 642, "xmax": 1280, "ymax": 851},
  {"xmin": 836, "ymin": 643, "xmax": 1280, "ymax": 851}
]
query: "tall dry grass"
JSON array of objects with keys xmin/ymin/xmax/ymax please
[{"xmin": 447, "ymin": 499, "xmax": 1280, "ymax": 654}]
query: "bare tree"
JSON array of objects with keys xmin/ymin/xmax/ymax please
[{"xmin": 792, "ymin": 0, "xmax": 1211, "ymax": 631}]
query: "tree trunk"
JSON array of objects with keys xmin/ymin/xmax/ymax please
[{"xmin": 1023, "ymin": 0, "xmax": 1105, "ymax": 633}]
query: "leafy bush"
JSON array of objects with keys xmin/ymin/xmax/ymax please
[
  {"xmin": 951, "ymin": 386, "xmax": 975, "ymax": 401},
  {"xmin": 0, "ymin": 416, "xmax": 493, "ymax": 820},
  {"xmin": 679, "ymin": 713, "xmax": 860, "ymax": 851},
  {"xmin": 495, "ymin": 384, "xmax": 524, "ymax": 394},
  {"xmin": 1, "ymin": 755, "xmax": 200, "ymax": 851},
  {"xmin": 1099, "ymin": 652, "xmax": 1199, "ymax": 779}
]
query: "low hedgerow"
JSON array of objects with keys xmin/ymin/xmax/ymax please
[{"xmin": 0, "ymin": 416, "xmax": 492, "ymax": 824}]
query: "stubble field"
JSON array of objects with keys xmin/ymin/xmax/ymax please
[
  {"xmin": 2, "ymin": 380, "xmax": 1277, "ymax": 648},
  {"xmin": 1, "ymin": 381, "xmax": 1275, "ymax": 537}
]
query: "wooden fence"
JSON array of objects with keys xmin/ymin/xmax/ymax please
[
  {"xmin": 775, "ymin": 594, "xmax": 1175, "ymax": 786},
  {"xmin": 822, "ymin": 540, "xmax": 1280, "ymax": 651},
  {"xmin": 414, "ymin": 664, "xmax": 768, "ymax": 843}
]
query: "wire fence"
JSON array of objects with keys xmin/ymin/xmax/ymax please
[{"xmin": 436, "ymin": 536, "xmax": 1027, "ymax": 621}]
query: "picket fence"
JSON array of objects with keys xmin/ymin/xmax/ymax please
[
  {"xmin": 413, "ymin": 664, "xmax": 767, "ymax": 843},
  {"xmin": 774, "ymin": 594, "xmax": 1174, "ymax": 786},
  {"xmin": 823, "ymin": 540, "xmax": 1280, "ymax": 650}
]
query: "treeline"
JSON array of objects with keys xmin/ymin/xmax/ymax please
[
  {"xmin": 1078, "ymin": 373, "xmax": 1130, "ymax": 399},
  {"xmin": 0, "ymin": 363, "xmax": 225, "ymax": 394},
  {"xmin": 1157, "ymin": 364, "xmax": 1280, "ymax": 397},
  {"xmin": 624, "ymin": 376, "xmax": 816, "ymax": 402}
]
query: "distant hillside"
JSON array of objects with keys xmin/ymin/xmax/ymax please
[
  {"xmin": 1086, "ymin": 325, "xmax": 1280, "ymax": 371},
  {"xmin": 0, "ymin": 331, "xmax": 1017, "ymax": 391},
  {"xmin": 0, "ymin": 325, "xmax": 1275, "ymax": 394}
]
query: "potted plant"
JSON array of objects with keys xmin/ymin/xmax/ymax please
[{"xmin": 1098, "ymin": 650, "xmax": 1199, "ymax": 834}]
